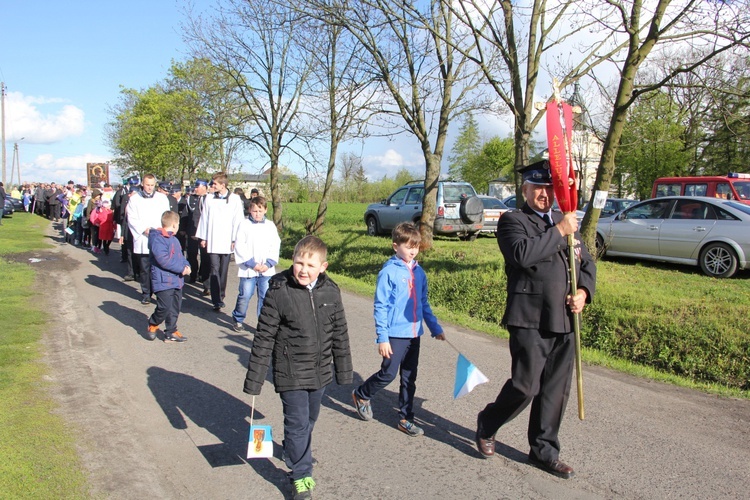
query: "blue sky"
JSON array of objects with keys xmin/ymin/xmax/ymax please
[
  {"xmin": 0, "ymin": 1, "xmax": 198, "ymax": 185},
  {"xmin": 0, "ymin": 0, "xmax": 515, "ymax": 187}
]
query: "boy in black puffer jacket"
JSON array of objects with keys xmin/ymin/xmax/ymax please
[{"xmin": 243, "ymin": 235, "xmax": 352, "ymax": 500}]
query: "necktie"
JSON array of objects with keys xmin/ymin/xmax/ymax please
[{"xmin": 542, "ymin": 213, "xmax": 553, "ymax": 227}]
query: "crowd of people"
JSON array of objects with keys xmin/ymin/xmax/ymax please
[{"xmin": 16, "ymin": 162, "xmax": 595, "ymax": 500}]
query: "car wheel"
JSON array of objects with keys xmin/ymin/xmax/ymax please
[
  {"xmin": 699, "ymin": 242, "xmax": 738, "ymax": 278},
  {"xmin": 366, "ymin": 216, "xmax": 380, "ymax": 236},
  {"xmin": 459, "ymin": 196, "xmax": 483, "ymax": 224},
  {"xmin": 595, "ymin": 234, "xmax": 605, "ymax": 259}
]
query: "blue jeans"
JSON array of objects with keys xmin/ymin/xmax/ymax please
[{"xmin": 232, "ymin": 275, "xmax": 270, "ymax": 323}]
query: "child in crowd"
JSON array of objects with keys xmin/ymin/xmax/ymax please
[
  {"xmin": 231, "ymin": 196, "xmax": 280, "ymax": 332},
  {"xmin": 352, "ymin": 221, "xmax": 445, "ymax": 437},
  {"xmin": 68, "ymin": 188, "xmax": 85, "ymax": 245},
  {"xmin": 146, "ymin": 210, "xmax": 191, "ymax": 343},
  {"xmin": 84, "ymin": 189, "xmax": 102, "ymax": 250},
  {"xmin": 89, "ymin": 198, "xmax": 115, "ymax": 255},
  {"xmin": 243, "ymin": 235, "xmax": 352, "ymax": 500}
]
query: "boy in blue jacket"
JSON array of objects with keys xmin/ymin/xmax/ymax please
[
  {"xmin": 352, "ymin": 222, "xmax": 445, "ymax": 436},
  {"xmin": 147, "ymin": 210, "xmax": 191, "ymax": 343}
]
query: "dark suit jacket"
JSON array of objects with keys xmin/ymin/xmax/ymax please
[{"xmin": 497, "ymin": 204, "xmax": 596, "ymax": 334}]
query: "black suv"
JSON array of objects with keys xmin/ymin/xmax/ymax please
[{"xmin": 364, "ymin": 180, "xmax": 484, "ymax": 240}]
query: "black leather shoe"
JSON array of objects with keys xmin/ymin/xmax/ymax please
[
  {"xmin": 528, "ymin": 455, "xmax": 575, "ymax": 479},
  {"xmin": 475, "ymin": 413, "xmax": 495, "ymax": 458}
]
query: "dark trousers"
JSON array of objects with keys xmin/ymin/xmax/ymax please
[
  {"xmin": 280, "ymin": 387, "xmax": 325, "ymax": 480},
  {"xmin": 208, "ymin": 253, "xmax": 231, "ymax": 306},
  {"xmin": 356, "ymin": 336, "xmax": 421, "ymax": 421},
  {"xmin": 478, "ymin": 327, "xmax": 574, "ymax": 463},
  {"xmin": 187, "ymin": 238, "xmax": 209, "ymax": 283},
  {"xmin": 49, "ymin": 203, "xmax": 61, "ymax": 221},
  {"xmin": 90, "ymin": 225, "xmax": 100, "ymax": 248},
  {"xmin": 135, "ymin": 253, "xmax": 152, "ymax": 298},
  {"xmin": 121, "ymin": 232, "xmax": 131, "ymax": 262},
  {"xmin": 149, "ymin": 288, "xmax": 182, "ymax": 334}
]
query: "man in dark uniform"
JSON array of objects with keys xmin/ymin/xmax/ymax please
[
  {"xmin": 117, "ymin": 176, "xmax": 140, "ymax": 281},
  {"xmin": 475, "ymin": 161, "xmax": 596, "ymax": 479},
  {"xmin": 172, "ymin": 185, "xmax": 188, "ymax": 254},
  {"xmin": 46, "ymin": 182, "xmax": 62, "ymax": 221},
  {"xmin": 158, "ymin": 182, "xmax": 179, "ymax": 213},
  {"xmin": 112, "ymin": 180, "xmax": 130, "ymax": 263},
  {"xmin": 185, "ymin": 179, "xmax": 209, "ymax": 289}
]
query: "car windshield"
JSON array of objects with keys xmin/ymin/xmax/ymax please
[
  {"xmin": 734, "ymin": 181, "xmax": 750, "ymax": 200},
  {"xmin": 481, "ymin": 198, "xmax": 506, "ymax": 209},
  {"xmin": 724, "ymin": 201, "xmax": 750, "ymax": 216},
  {"xmin": 443, "ymin": 185, "xmax": 475, "ymax": 203}
]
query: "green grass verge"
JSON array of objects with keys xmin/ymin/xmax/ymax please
[
  {"xmin": 0, "ymin": 214, "xmax": 89, "ymax": 498},
  {"xmin": 278, "ymin": 203, "xmax": 750, "ymax": 398}
]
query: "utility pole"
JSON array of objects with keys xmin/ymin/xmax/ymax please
[
  {"xmin": 10, "ymin": 138, "xmax": 23, "ymax": 186},
  {"xmin": 1, "ymin": 82, "xmax": 6, "ymax": 185}
]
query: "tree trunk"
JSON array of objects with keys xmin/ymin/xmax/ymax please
[
  {"xmin": 310, "ymin": 143, "xmax": 338, "ymax": 234},
  {"xmin": 581, "ymin": 50, "xmax": 644, "ymax": 253}
]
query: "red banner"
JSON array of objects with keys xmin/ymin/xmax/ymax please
[{"xmin": 546, "ymin": 101, "xmax": 577, "ymax": 212}]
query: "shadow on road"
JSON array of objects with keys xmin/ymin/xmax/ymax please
[
  {"xmin": 146, "ymin": 366, "xmax": 290, "ymax": 495},
  {"xmin": 322, "ymin": 371, "xmax": 529, "ymax": 464}
]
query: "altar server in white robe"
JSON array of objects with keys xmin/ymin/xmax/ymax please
[
  {"xmin": 127, "ymin": 174, "xmax": 171, "ymax": 305},
  {"xmin": 197, "ymin": 172, "xmax": 245, "ymax": 310}
]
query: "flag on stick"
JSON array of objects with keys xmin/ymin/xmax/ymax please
[{"xmin": 453, "ymin": 353, "xmax": 489, "ymax": 399}]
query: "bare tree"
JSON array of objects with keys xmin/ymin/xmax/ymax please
[
  {"xmin": 339, "ymin": 151, "xmax": 365, "ymax": 201},
  {"xmin": 579, "ymin": 0, "xmax": 750, "ymax": 250},
  {"xmin": 303, "ymin": 20, "xmax": 379, "ymax": 234},
  {"xmin": 445, "ymin": 0, "xmax": 626, "ymax": 198},
  {"xmin": 303, "ymin": 0, "xmax": 491, "ymax": 249},
  {"xmin": 183, "ymin": 0, "xmax": 317, "ymax": 230}
]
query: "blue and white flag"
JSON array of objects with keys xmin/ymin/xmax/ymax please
[{"xmin": 453, "ymin": 353, "xmax": 489, "ymax": 399}]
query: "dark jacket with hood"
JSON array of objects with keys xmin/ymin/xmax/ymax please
[
  {"xmin": 243, "ymin": 268, "xmax": 353, "ymax": 395},
  {"xmin": 148, "ymin": 228, "xmax": 188, "ymax": 293}
]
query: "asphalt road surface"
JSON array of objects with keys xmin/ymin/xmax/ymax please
[{"xmin": 30, "ymin": 225, "xmax": 749, "ymax": 499}]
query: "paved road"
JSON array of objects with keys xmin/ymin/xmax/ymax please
[{"xmin": 34, "ymin": 226, "xmax": 749, "ymax": 499}]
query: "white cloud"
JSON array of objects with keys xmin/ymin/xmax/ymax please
[
  {"xmin": 5, "ymin": 91, "xmax": 85, "ymax": 143},
  {"xmin": 363, "ymin": 147, "xmax": 424, "ymax": 180},
  {"xmin": 21, "ymin": 153, "xmax": 111, "ymax": 185}
]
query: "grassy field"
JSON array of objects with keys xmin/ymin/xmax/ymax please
[
  {"xmin": 0, "ymin": 214, "xmax": 89, "ymax": 498},
  {"xmin": 277, "ymin": 202, "xmax": 750, "ymax": 397}
]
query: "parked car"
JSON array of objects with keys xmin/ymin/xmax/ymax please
[
  {"xmin": 503, "ymin": 194, "xmax": 585, "ymax": 220},
  {"xmin": 3, "ymin": 197, "xmax": 14, "ymax": 217},
  {"xmin": 595, "ymin": 196, "xmax": 750, "ymax": 278},
  {"xmin": 364, "ymin": 180, "xmax": 484, "ymax": 240},
  {"xmin": 583, "ymin": 198, "xmax": 637, "ymax": 218},
  {"xmin": 5, "ymin": 195, "xmax": 24, "ymax": 212},
  {"xmin": 477, "ymin": 195, "xmax": 509, "ymax": 233}
]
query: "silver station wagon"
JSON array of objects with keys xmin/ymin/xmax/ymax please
[{"xmin": 596, "ymin": 196, "xmax": 750, "ymax": 278}]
